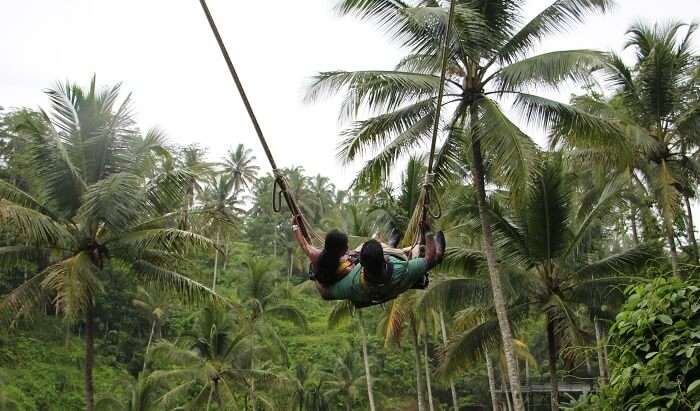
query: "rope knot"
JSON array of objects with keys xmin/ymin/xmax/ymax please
[{"xmin": 423, "ymin": 173, "xmax": 436, "ymax": 188}]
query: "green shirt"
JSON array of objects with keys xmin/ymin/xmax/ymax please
[{"xmin": 327, "ymin": 257, "xmax": 428, "ymax": 306}]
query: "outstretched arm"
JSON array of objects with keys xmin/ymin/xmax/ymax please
[{"xmin": 292, "ymin": 217, "xmax": 321, "ymax": 264}]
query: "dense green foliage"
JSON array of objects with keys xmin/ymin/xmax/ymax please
[{"xmin": 568, "ymin": 277, "xmax": 700, "ymax": 410}]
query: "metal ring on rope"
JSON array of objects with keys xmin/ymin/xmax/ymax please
[
  {"xmin": 272, "ymin": 178, "xmax": 283, "ymax": 213},
  {"xmin": 422, "ymin": 173, "xmax": 442, "ymax": 220},
  {"xmin": 426, "ymin": 184, "xmax": 442, "ymax": 220}
]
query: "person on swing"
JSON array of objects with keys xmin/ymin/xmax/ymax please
[{"xmin": 292, "ymin": 218, "xmax": 446, "ymax": 307}]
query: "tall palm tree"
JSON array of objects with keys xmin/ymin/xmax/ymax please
[
  {"xmin": 198, "ymin": 174, "xmax": 243, "ymax": 290},
  {"xmin": 322, "ymin": 351, "xmax": 366, "ymax": 411},
  {"xmin": 380, "ymin": 292, "xmax": 428, "ymax": 411},
  {"xmin": 238, "ymin": 256, "xmax": 307, "ymax": 409},
  {"xmin": 179, "ymin": 144, "xmax": 213, "ymax": 229},
  {"xmin": 288, "ymin": 363, "xmax": 319, "ymax": 411},
  {"xmin": 438, "ymin": 156, "xmax": 654, "ymax": 410},
  {"xmin": 328, "ymin": 301, "xmax": 377, "ymax": 411},
  {"xmin": 370, "ymin": 156, "xmax": 425, "ymax": 241},
  {"xmin": 132, "ymin": 286, "xmax": 172, "ymax": 371},
  {"xmin": 95, "ymin": 372, "xmax": 161, "ymax": 411},
  {"xmin": 309, "ymin": 174, "xmax": 336, "ymax": 224},
  {"xmin": 222, "ymin": 143, "xmax": 259, "ymax": 193},
  {"xmin": 152, "ymin": 304, "xmax": 283, "ymax": 410},
  {"xmin": 560, "ymin": 22, "xmax": 700, "ymax": 275},
  {"xmin": 0, "ymin": 78, "xmax": 216, "ymax": 411},
  {"xmin": 307, "ymin": 2, "xmax": 616, "ymax": 407}
]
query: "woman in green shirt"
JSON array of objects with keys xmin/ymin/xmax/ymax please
[{"xmin": 293, "ymin": 221, "xmax": 445, "ymax": 307}]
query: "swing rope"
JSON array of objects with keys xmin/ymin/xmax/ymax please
[
  {"xmin": 198, "ymin": 0, "xmax": 321, "ymax": 244},
  {"xmin": 199, "ymin": 0, "xmax": 456, "ymax": 250},
  {"xmin": 417, "ymin": 0, "xmax": 456, "ymax": 247}
]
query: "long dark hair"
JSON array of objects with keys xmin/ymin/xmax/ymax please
[
  {"xmin": 360, "ymin": 239, "xmax": 387, "ymax": 284},
  {"xmin": 316, "ymin": 230, "xmax": 349, "ymax": 285}
]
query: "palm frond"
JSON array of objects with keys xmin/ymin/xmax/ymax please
[
  {"xmin": 416, "ymin": 276, "xmax": 489, "ymax": 314},
  {"xmin": 574, "ymin": 242, "xmax": 658, "ymax": 279},
  {"xmin": 511, "ymin": 92, "xmax": 624, "ymax": 144},
  {"xmin": 478, "ymin": 98, "xmax": 540, "ymax": 201},
  {"xmin": 494, "ymin": 49, "xmax": 605, "ymax": 92},
  {"xmin": 564, "ymin": 172, "xmax": 627, "ymax": 259},
  {"xmin": 0, "ymin": 270, "xmax": 49, "ymax": 323},
  {"xmin": 77, "ymin": 172, "xmax": 147, "ymax": 232},
  {"xmin": 328, "ymin": 300, "xmax": 355, "ymax": 330},
  {"xmin": 0, "ymin": 246, "xmax": 47, "ymax": 267},
  {"xmin": 110, "ymin": 228, "xmax": 214, "ymax": 255},
  {"xmin": 493, "ymin": 0, "xmax": 613, "ymax": 65},
  {"xmin": 130, "ymin": 260, "xmax": 222, "ymax": 306},
  {"xmin": 339, "ymin": 98, "xmax": 436, "ymax": 163},
  {"xmin": 442, "ymin": 247, "xmax": 486, "ymax": 274},
  {"xmin": 266, "ymin": 304, "xmax": 308, "ymax": 330},
  {"xmin": 306, "ymin": 70, "xmax": 442, "ymax": 121},
  {"xmin": 41, "ymin": 252, "xmax": 102, "ymax": 321},
  {"xmin": 0, "ymin": 180, "xmax": 55, "ymax": 218},
  {"xmin": 350, "ymin": 111, "xmax": 435, "ymax": 188},
  {"xmin": 0, "ymin": 201, "xmax": 73, "ymax": 247},
  {"xmin": 438, "ymin": 302, "xmax": 529, "ymax": 378}
]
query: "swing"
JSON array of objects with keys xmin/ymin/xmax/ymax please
[{"xmin": 197, "ymin": 0, "xmax": 455, "ymax": 306}]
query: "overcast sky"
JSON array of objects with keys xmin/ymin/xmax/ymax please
[{"xmin": 1, "ymin": 0, "xmax": 698, "ymax": 189}]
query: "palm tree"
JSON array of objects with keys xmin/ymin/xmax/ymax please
[
  {"xmin": 439, "ymin": 156, "xmax": 654, "ymax": 410},
  {"xmin": 198, "ymin": 174, "xmax": 243, "ymax": 290},
  {"xmin": 95, "ymin": 373, "xmax": 161, "ymax": 411},
  {"xmin": 381, "ymin": 292, "xmax": 428, "ymax": 411},
  {"xmin": 560, "ymin": 22, "xmax": 700, "ymax": 275},
  {"xmin": 308, "ymin": 174, "xmax": 336, "ymax": 224},
  {"xmin": 307, "ymin": 2, "xmax": 616, "ymax": 407},
  {"xmin": 288, "ymin": 363, "xmax": 318, "ymax": 411},
  {"xmin": 328, "ymin": 301, "xmax": 377, "ymax": 411},
  {"xmin": 152, "ymin": 304, "xmax": 282, "ymax": 410},
  {"xmin": 238, "ymin": 256, "xmax": 307, "ymax": 409},
  {"xmin": 222, "ymin": 143, "xmax": 259, "ymax": 193},
  {"xmin": 0, "ymin": 78, "xmax": 217, "ymax": 411},
  {"xmin": 370, "ymin": 156, "xmax": 425, "ymax": 241},
  {"xmin": 132, "ymin": 286, "xmax": 172, "ymax": 371},
  {"xmin": 129, "ymin": 129, "xmax": 174, "ymax": 180},
  {"xmin": 179, "ymin": 144, "xmax": 213, "ymax": 229},
  {"xmin": 322, "ymin": 351, "xmax": 366, "ymax": 411}
]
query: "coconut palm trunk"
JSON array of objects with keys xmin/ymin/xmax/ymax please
[
  {"xmin": 594, "ymin": 318, "xmax": 609, "ymax": 384},
  {"xmin": 287, "ymin": 247, "xmax": 294, "ymax": 282},
  {"xmin": 212, "ymin": 229, "xmax": 220, "ymax": 291},
  {"xmin": 546, "ymin": 316, "xmax": 559, "ymax": 411},
  {"xmin": 412, "ymin": 329, "xmax": 426, "ymax": 411},
  {"xmin": 666, "ymin": 225, "xmax": 681, "ymax": 277},
  {"xmin": 84, "ymin": 306, "xmax": 96, "ymax": 411},
  {"xmin": 251, "ymin": 349, "xmax": 257, "ymax": 411},
  {"xmin": 439, "ymin": 311, "xmax": 460, "ymax": 411},
  {"xmin": 501, "ymin": 372, "xmax": 514, "ymax": 411},
  {"xmin": 423, "ymin": 339, "xmax": 435, "ymax": 411},
  {"xmin": 485, "ymin": 352, "xmax": 500, "ymax": 411},
  {"xmin": 469, "ymin": 120, "xmax": 525, "ymax": 411},
  {"xmin": 358, "ymin": 315, "xmax": 376, "ymax": 411},
  {"xmin": 630, "ymin": 209, "xmax": 640, "ymax": 245},
  {"xmin": 142, "ymin": 319, "xmax": 156, "ymax": 372},
  {"xmin": 684, "ymin": 195, "xmax": 699, "ymax": 263}
]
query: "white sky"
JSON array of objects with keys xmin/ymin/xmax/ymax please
[{"xmin": 1, "ymin": 0, "xmax": 698, "ymax": 190}]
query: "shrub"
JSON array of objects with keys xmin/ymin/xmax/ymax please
[{"xmin": 567, "ymin": 277, "xmax": 700, "ymax": 410}]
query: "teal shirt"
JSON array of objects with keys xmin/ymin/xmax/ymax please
[{"xmin": 327, "ymin": 257, "xmax": 428, "ymax": 306}]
